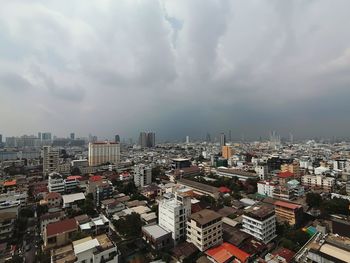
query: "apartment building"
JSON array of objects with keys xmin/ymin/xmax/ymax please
[
  {"xmin": 48, "ymin": 172, "xmax": 65, "ymax": 193},
  {"xmin": 281, "ymin": 161, "xmax": 301, "ymax": 177},
  {"xmin": 158, "ymin": 192, "xmax": 191, "ymax": 244},
  {"xmin": 134, "ymin": 164, "xmax": 152, "ymax": 188},
  {"xmin": 274, "ymin": 201, "xmax": 303, "ymax": 226},
  {"xmin": 301, "ymin": 175, "xmax": 335, "ymax": 192},
  {"xmin": 88, "ymin": 141, "xmax": 120, "ymax": 166},
  {"xmin": 186, "ymin": 209, "xmax": 223, "ymax": 251},
  {"xmin": 257, "ymin": 181, "xmax": 277, "ymax": 197},
  {"xmin": 43, "ymin": 146, "xmax": 59, "ymax": 177},
  {"xmin": 242, "ymin": 206, "xmax": 276, "ymax": 244},
  {"xmin": 0, "ymin": 212, "xmax": 16, "ymax": 241},
  {"xmin": 222, "ymin": 146, "xmax": 233, "ymax": 159}
]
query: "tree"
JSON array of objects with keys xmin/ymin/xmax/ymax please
[
  {"xmin": 322, "ymin": 198, "xmax": 350, "ymax": 216},
  {"xmin": 113, "ymin": 213, "xmax": 142, "ymax": 238},
  {"xmin": 306, "ymin": 192, "xmax": 322, "ymax": 208}
]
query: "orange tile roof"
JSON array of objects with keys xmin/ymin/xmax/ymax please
[
  {"xmin": 275, "ymin": 200, "xmax": 302, "ymax": 210},
  {"xmin": 3, "ymin": 180, "xmax": 16, "ymax": 187},
  {"xmin": 205, "ymin": 242, "xmax": 250, "ymax": 263},
  {"xmin": 46, "ymin": 218, "xmax": 77, "ymax": 236}
]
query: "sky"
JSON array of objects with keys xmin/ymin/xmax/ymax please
[{"xmin": 1, "ymin": 0, "xmax": 350, "ymax": 141}]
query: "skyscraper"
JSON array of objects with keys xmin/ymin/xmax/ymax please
[
  {"xmin": 139, "ymin": 132, "xmax": 155, "ymax": 148},
  {"xmin": 0, "ymin": 134, "xmax": 2, "ymax": 144},
  {"xmin": 115, "ymin": 134, "xmax": 120, "ymax": 143},
  {"xmin": 38, "ymin": 132, "xmax": 42, "ymax": 141},
  {"xmin": 220, "ymin": 133, "xmax": 226, "ymax": 146},
  {"xmin": 70, "ymin": 133, "xmax": 75, "ymax": 140},
  {"xmin": 206, "ymin": 133, "xmax": 211, "ymax": 143},
  {"xmin": 186, "ymin": 136, "xmax": 190, "ymax": 144}
]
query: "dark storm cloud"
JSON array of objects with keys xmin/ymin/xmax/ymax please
[{"xmin": 0, "ymin": 0, "xmax": 350, "ymax": 140}]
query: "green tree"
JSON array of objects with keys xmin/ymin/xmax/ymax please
[
  {"xmin": 306, "ymin": 192, "xmax": 322, "ymax": 208},
  {"xmin": 113, "ymin": 213, "xmax": 142, "ymax": 238}
]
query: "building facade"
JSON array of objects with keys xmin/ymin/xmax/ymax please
[
  {"xmin": 134, "ymin": 164, "xmax": 152, "ymax": 188},
  {"xmin": 186, "ymin": 209, "xmax": 223, "ymax": 251},
  {"xmin": 43, "ymin": 146, "xmax": 59, "ymax": 177},
  {"xmin": 88, "ymin": 142, "xmax": 120, "ymax": 166}
]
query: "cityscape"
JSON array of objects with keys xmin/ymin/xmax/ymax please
[{"xmin": 1, "ymin": 1, "xmax": 350, "ymax": 263}]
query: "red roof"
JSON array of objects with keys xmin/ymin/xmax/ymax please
[
  {"xmin": 278, "ymin": 171, "xmax": 294, "ymax": 178},
  {"xmin": 219, "ymin": 186, "xmax": 231, "ymax": 193},
  {"xmin": 3, "ymin": 180, "xmax": 16, "ymax": 187},
  {"xmin": 275, "ymin": 200, "xmax": 302, "ymax": 210},
  {"xmin": 205, "ymin": 242, "xmax": 250, "ymax": 263},
  {"xmin": 45, "ymin": 192, "xmax": 62, "ymax": 200},
  {"xmin": 273, "ymin": 248, "xmax": 295, "ymax": 263},
  {"xmin": 46, "ymin": 218, "xmax": 77, "ymax": 236},
  {"xmin": 89, "ymin": 175, "xmax": 102, "ymax": 182},
  {"xmin": 67, "ymin": 175, "xmax": 82, "ymax": 180}
]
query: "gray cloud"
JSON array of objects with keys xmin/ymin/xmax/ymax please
[{"xmin": 0, "ymin": 0, "xmax": 350, "ymax": 141}]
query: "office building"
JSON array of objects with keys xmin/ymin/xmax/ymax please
[
  {"xmin": 186, "ymin": 136, "xmax": 190, "ymax": 144},
  {"xmin": 43, "ymin": 146, "xmax": 59, "ymax": 177},
  {"xmin": 0, "ymin": 134, "xmax": 2, "ymax": 144},
  {"xmin": 88, "ymin": 141, "xmax": 120, "ymax": 166},
  {"xmin": 134, "ymin": 164, "xmax": 152, "ymax": 188},
  {"xmin": 42, "ymin": 132, "xmax": 52, "ymax": 141},
  {"xmin": 70, "ymin": 133, "xmax": 75, "ymax": 140},
  {"xmin": 115, "ymin": 134, "xmax": 120, "ymax": 143},
  {"xmin": 159, "ymin": 192, "xmax": 191, "ymax": 244},
  {"xmin": 38, "ymin": 132, "xmax": 42, "ymax": 140},
  {"xmin": 186, "ymin": 209, "xmax": 223, "ymax": 251},
  {"xmin": 242, "ymin": 206, "xmax": 276, "ymax": 244},
  {"xmin": 139, "ymin": 132, "xmax": 156, "ymax": 148},
  {"xmin": 172, "ymin": 158, "xmax": 191, "ymax": 170},
  {"xmin": 274, "ymin": 201, "xmax": 303, "ymax": 226},
  {"xmin": 220, "ymin": 133, "xmax": 226, "ymax": 146}
]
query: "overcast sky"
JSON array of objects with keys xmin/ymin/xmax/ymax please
[{"xmin": 1, "ymin": 0, "xmax": 350, "ymax": 141}]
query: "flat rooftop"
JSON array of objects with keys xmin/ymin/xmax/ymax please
[
  {"xmin": 142, "ymin": 224, "xmax": 170, "ymax": 239},
  {"xmin": 190, "ymin": 209, "xmax": 222, "ymax": 226}
]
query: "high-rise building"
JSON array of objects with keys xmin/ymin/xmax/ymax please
[
  {"xmin": 222, "ymin": 146, "xmax": 233, "ymax": 159},
  {"xmin": 42, "ymin": 132, "xmax": 52, "ymax": 141},
  {"xmin": 220, "ymin": 133, "xmax": 226, "ymax": 146},
  {"xmin": 0, "ymin": 134, "xmax": 2, "ymax": 144},
  {"xmin": 206, "ymin": 133, "xmax": 211, "ymax": 142},
  {"xmin": 159, "ymin": 192, "xmax": 191, "ymax": 244},
  {"xmin": 70, "ymin": 133, "xmax": 75, "ymax": 140},
  {"xmin": 38, "ymin": 132, "xmax": 42, "ymax": 141},
  {"xmin": 43, "ymin": 146, "xmax": 59, "ymax": 177},
  {"xmin": 115, "ymin": 134, "xmax": 120, "ymax": 143},
  {"xmin": 186, "ymin": 136, "xmax": 190, "ymax": 144},
  {"xmin": 139, "ymin": 132, "xmax": 156, "ymax": 148},
  {"xmin": 88, "ymin": 141, "xmax": 120, "ymax": 166},
  {"xmin": 228, "ymin": 130, "xmax": 232, "ymax": 142},
  {"xmin": 134, "ymin": 164, "xmax": 152, "ymax": 188}
]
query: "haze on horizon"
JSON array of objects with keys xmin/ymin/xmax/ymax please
[{"xmin": 1, "ymin": 0, "xmax": 350, "ymax": 141}]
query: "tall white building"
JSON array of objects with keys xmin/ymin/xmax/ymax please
[
  {"xmin": 88, "ymin": 142, "xmax": 120, "ymax": 166},
  {"xmin": 242, "ymin": 206, "xmax": 276, "ymax": 244},
  {"xmin": 43, "ymin": 146, "xmax": 59, "ymax": 177},
  {"xmin": 159, "ymin": 192, "xmax": 191, "ymax": 244},
  {"xmin": 134, "ymin": 164, "xmax": 152, "ymax": 188}
]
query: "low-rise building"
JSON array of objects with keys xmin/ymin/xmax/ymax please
[
  {"xmin": 257, "ymin": 181, "xmax": 277, "ymax": 198},
  {"xmin": 274, "ymin": 200, "xmax": 303, "ymax": 226},
  {"xmin": 0, "ymin": 212, "xmax": 16, "ymax": 241},
  {"xmin": 186, "ymin": 209, "xmax": 223, "ymax": 251},
  {"xmin": 205, "ymin": 242, "xmax": 251, "ymax": 263},
  {"xmin": 142, "ymin": 224, "xmax": 173, "ymax": 250},
  {"xmin": 44, "ymin": 218, "xmax": 78, "ymax": 250},
  {"xmin": 302, "ymin": 175, "xmax": 335, "ymax": 192},
  {"xmin": 44, "ymin": 192, "xmax": 62, "ymax": 208}
]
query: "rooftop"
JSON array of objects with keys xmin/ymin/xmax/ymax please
[
  {"xmin": 275, "ymin": 200, "xmax": 302, "ymax": 210},
  {"xmin": 205, "ymin": 242, "xmax": 251, "ymax": 263},
  {"xmin": 62, "ymin": 193, "xmax": 85, "ymax": 204},
  {"xmin": 190, "ymin": 209, "xmax": 222, "ymax": 226},
  {"xmin": 46, "ymin": 218, "xmax": 77, "ymax": 236},
  {"xmin": 142, "ymin": 224, "xmax": 170, "ymax": 239},
  {"xmin": 244, "ymin": 206, "xmax": 275, "ymax": 221},
  {"xmin": 178, "ymin": 178, "xmax": 219, "ymax": 194}
]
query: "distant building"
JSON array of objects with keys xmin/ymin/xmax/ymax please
[
  {"xmin": 43, "ymin": 146, "xmax": 59, "ymax": 177},
  {"xmin": 281, "ymin": 161, "xmax": 301, "ymax": 177},
  {"xmin": 70, "ymin": 133, "xmax": 75, "ymax": 140},
  {"xmin": 301, "ymin": 175, "xmax": 335, "ymax": 192},
  {"xmin": 186, "ymin": 136, "xmax": 190, "ymax": 144},
  {"xmin": 242, "ymin": 206, "xmax": 276, "ymax": 243},
  {"xmin": 88, "ymin": 141, "xmax": 120, "ymax": 166},
  {"xmin": 222, "ymin": 146, "xmax": 233, "ymax": 159},
  {"xmin": 139, "ymin": 132, "xmax": 156, "ymax": 148},
  {"xmin": 186, "ymin": 209, "xmax": 223, "ymax": 251},
  {"xmin": 220, "ymin": 133, "xmax": 226, "ymax": 147},
  {"xmin": 172, "ymin": 158, "xmax": 191, "ymax": 170},
  {"xmin": 115, "ymin": 134, "xmax": 120, "ymax": 143},
  {"xmin": 134, "ymin": 164, "xmax": 152, "ymax": 188}
]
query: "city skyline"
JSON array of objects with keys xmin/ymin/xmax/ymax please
[{"xmin": 1, "ymin": 1, "xmax": 350, "ymax": 140}]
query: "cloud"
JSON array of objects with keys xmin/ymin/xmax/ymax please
[{"xmin": 0, "ymin": 0, "xmax": 350, "ymax": 140}]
